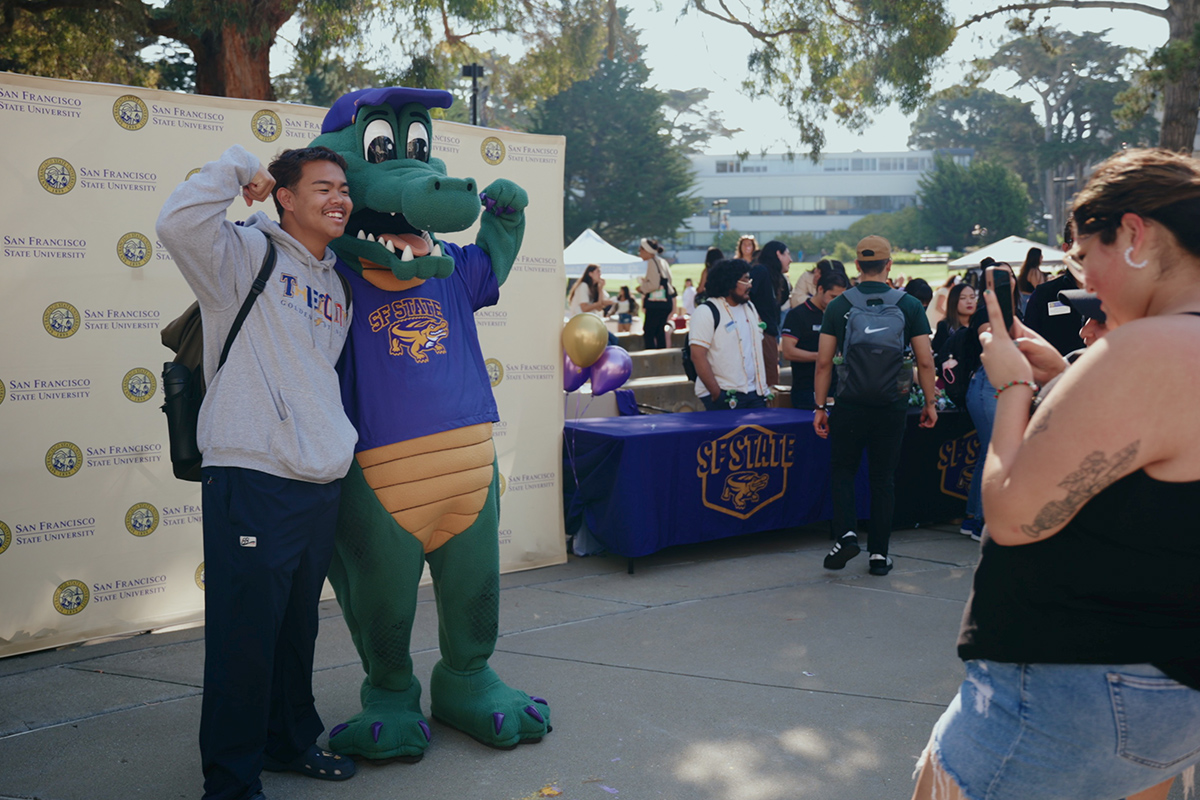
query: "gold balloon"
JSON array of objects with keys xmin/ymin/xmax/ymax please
[{"xmin": 562, "ymin": 313, "xmax": 608, "ymax": 368}]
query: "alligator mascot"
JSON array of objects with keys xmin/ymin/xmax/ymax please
[{"xmin": 309, "ymin": 87, "xmax": 550, "ymax": 760}]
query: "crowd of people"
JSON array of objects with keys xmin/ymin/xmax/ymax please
[{"xmin": 564, "ymin": 148, "xmax": 1200, "ymax": 800}]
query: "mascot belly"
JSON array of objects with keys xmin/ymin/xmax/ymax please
[{"xmin": 310, "ymin": 87, "xmax": 549, "ymax": 760}]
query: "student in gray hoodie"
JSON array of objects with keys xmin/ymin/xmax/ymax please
[{"xmin": 157, "ymin": 144, "xmax": 359, "ymax": 800}]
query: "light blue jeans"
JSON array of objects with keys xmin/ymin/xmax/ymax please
[
  {"xmin": 964, "ymin": 367, "xmax": 997, "ymax": 521},
  {"xmin": 927, "ymin": 660, "xmax": 1200, "ymax": 800}
]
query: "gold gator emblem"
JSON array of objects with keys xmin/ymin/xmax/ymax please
[
  {"xmin": 721, "ymin": 471, "xmax": 771, "ymax": 511},
  {"xmin": 370, "ymin": 296, "xmax": 451, "ymax": 364},
  {"xmin": 390, "ymin": 318, "xmax": 449, "ymax": 363},
  {"xmin": 697, "ymin": 424, "xmax": 795, "ymax": 520}
]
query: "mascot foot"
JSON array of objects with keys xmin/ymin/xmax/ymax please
[
  {"xmin": 430, "ymin": 662, "xmax": 551, "ymax": 749},
  {"xmin": 328, "ymin": 680, "xmax": 432, "ymax": 762}
]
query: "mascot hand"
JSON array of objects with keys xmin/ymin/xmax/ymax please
[
  {"xmin": 477, "ymin": 178, "xmax": 528, "ymax": 287},
  {"xmin": 480, "ymin": 179, "xmax": 528, "ymax": 219}
]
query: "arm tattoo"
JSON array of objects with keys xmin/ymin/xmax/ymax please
[
  {"xmin": 1029, "ymin": 409, "xmax": 1052, "ymax": 439},
  {"xmin": 1020, "ymin": 440, "xmax": 1141, "ymax": 539}
]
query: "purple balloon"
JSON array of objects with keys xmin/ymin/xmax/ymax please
[
  {"xmin": 563, "ymin": 350, "xmax": 591, "ymax": 392},
  {"xmin": 589, "ymin": 346, "xmax": 632, "ymax": 396}
]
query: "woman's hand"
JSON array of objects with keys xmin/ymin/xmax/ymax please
[
  {"xmin": 1011, "ymin": 322, "xmax": 1069, "ymax": 384},
  {"xmin": 978, "ymin": 274, "xmax": 1034, "ymax": 390}
]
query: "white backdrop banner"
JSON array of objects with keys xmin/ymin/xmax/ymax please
[{"xmin": 0, "ymin": 73, "xmax": 566, "ymax": 659}]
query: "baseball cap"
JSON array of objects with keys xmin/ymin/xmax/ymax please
[
  {"xmin": 856, "ymin": 235, "xmax": 892, "ymax": 262},
  {"xmin": 1058, "ymin": 289, "xmax": 1106, "ymax": 324},
  {"xmin": 321, "ymin": 86, "xmax": 454, "ymax": 134}
]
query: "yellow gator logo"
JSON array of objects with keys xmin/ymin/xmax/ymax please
[
  {"xmin": 697, "ymin": 424, "xmax": 795, "ymax": 519},
  {"xmin": 937, "ymin": 429, "xmax": 980, "ymax": 500},
  {"xmin": 391, "ymin": 318, "xmax": 449, "ymax": 363},
  {"xmin": 369, "ymin": 297, "xmax": 450, "ymax": 364}
]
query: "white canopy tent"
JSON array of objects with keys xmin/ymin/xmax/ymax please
[
  {"xmin": 948, "ymin": 235, "xmax": 1066, "ymax": 270},
  {"xmin": 563, "ymin": 228, "xmax": 644, "ymax": 278}
]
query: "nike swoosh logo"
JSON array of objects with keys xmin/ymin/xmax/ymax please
[{"xmin": 864, "ymin": 326, "xmax": 889, "ymax": 334}]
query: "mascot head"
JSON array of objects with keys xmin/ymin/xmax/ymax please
[{"xmin": 311, "ymin": 87, "xmax": 483, "ymax": 283}]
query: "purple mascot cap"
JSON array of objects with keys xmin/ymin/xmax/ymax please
[{"xmin": 321, "ymin": 87, "xmax": 455, "ymax": 134}]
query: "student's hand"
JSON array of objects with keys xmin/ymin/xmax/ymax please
[
  {"xmin": 813, "ymin": 408, "xmax": 829, "ymax": 438},
  {"xmin": 979, "ymin": 282, "xmax": 1035, "ymax": 390},
  {"xmin": 1010, "ymin": 321, "xmax": 1069, "ymax": 384},
  {"xmin": 242, "ymin": 166, "xmax": 275, "ymax": 206},
  {"xmin": 920, "ymin": 403, "xmax": 938, "ymax": 429}
]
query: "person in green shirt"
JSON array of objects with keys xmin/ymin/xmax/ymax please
[{"xmin": 813, "ymin": 235, "xmax": 937, "ymax": 575}]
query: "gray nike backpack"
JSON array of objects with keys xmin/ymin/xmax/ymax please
[{"xmin": 835, "ymin": 286, "xmax": 912, "ymax": 406}]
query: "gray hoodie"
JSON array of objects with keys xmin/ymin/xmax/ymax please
[{"xmin": 156, "ymin": 144, "xmax": 357, "ymax": 483}]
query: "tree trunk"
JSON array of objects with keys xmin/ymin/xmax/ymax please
[
  {"xmin": 165, "ymin": 0, "xmax": 295, "ymax": 100},
  {"xmin": 188, "ymin": 24, "xmax": 275, "ymax": 99},
  {"xmin": 1160, "ymin": 0, "xmax": 1200, "ymax": 153}
]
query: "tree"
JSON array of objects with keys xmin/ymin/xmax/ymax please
[
  {"xmin": 908, "ymin": 87, "xmax": 1043, "ymax": 195},
  {"xmin": 0, "ymin": 0, "xmax": 565, "ymax": 100},
  {"xmin": 981, "ymin": 28, "xmax": 1158, "ymax": 239},
  {"xmin": 846, "ymin": 205, "xmax": 924, "ymax": 251},
  {"xmin": 530, "ymin": 55, "xmax": 699, "ymax": 246},
  {"xmin": 918, "ymin": 156, "xmax": 1031, "ymax": 249},
  {"xmin": 688, "ymin": 0, "xmax": 1200, "ymax": 154},
  {"xmin": 0, "ymin": 5, "xmax": 167, "ymax": 88}
]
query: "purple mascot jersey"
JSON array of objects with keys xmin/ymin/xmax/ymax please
[{"xmin": 336, "ymin": 240, "xmax": 500, "ymax": 452}]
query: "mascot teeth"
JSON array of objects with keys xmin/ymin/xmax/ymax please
[
  {"xmin": 385, "ymin": 239, "xmax": 396, "ymax": 254},
  {"xmin": 431, "ymin": 243, "xmax": 442, "ymax": 258},
  {"xmin": 357, "ymin": 230, "xmax": 367, "ymax": 240},
  {"xmin": 367, "ymin": 233, "xmax": 377, "ymax": 243},
  {"xmin": 401, "ymin": 245, "xmax": 414, "ymax": 262}
]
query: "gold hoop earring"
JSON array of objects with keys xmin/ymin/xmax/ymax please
[{"xmin": 1124, "ymin": 246, "xmax": 1148, "ymax": 269}]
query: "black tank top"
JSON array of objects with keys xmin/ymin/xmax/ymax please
[{"xmin": 958, "ymin": 467, "xmax": 1200, "ymax": 689}]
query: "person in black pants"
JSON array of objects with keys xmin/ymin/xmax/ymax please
[
  {"xmin": 780, "ymin": 271, "xmax": 849, "ymax": 408},
  {"xmin": 636, "ymin": 237, "xmax": 675, "ymax": 349},
  {"xmin": 749, "ymin": 240, "xmax": 793, "ymax": 386},
  {"xmin": 812, "ymin": 236, "xmax": 937, "ymax": 576},
  {"xmin": 157, "ymin": 145, "xmax": 359, "ymax": 800}
]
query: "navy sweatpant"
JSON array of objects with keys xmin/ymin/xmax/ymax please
[{"xmin": 199, "ymin": 466, "xmax": 341, "ymax": 800}]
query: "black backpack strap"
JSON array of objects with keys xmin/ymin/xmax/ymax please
[
  {"xmin": 337, "ymin": 267, "xmax": 353, "ymax": 312},
  {"xmin": 217, "ymin": 239, "xmax": 277, "ymax": 370},
  {"xmin": 705, "ymin": 299, "xmax": 719, "ymax": 327}
]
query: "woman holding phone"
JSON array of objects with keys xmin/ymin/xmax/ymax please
[{"xmin": 911, "ymin": 148, "xmax": 1200, "ymax": 800}]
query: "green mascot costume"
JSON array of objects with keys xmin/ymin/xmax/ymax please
[{"xmin": 310, "ymin": 87, "xmax": 550, "ymax": 760}]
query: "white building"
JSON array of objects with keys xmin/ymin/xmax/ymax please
[{"xmin": 676, "ymin": 148, "xmax": 972, "ymax": 261}]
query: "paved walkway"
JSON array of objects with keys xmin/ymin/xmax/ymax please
[{"xmin": 1, "ymin": 525, "xmax": 1183, "ymax": 800}]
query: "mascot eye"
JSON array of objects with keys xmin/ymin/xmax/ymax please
[
  {"xmin": 363, "ymin": 119, "xmax": 397, "ymax": 163},
  {"xmin": 406, "ymin": 122, "xmax": 430, "ymax": 162}
]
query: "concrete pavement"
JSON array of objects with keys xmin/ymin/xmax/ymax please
[{"xmin": 2, "ymin": 524, "xmax": 1174, "ymax": 800}]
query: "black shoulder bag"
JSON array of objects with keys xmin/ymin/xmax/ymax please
[{"xmin": 160, "ymin": 241, "xmax": 277, "ymax": 481}]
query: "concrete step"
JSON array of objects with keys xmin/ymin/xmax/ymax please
[
  {"xmin": 630, "ymin": 348, "xmax": 683, "ymax": 380},
  {"xmin": 613, "ymin": 329, "xmax": 686, "ymax": 353}
]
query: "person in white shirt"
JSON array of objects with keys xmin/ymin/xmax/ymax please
[
  {"xmin": 681, "ymin": 278, "xmax": 696, "ymax": 316},
  {"xmin": 567, "ymin": 264, "xmax": 615, "ymax": 319},
  {"xmin": 689, "ymin": 258, "xmax": 770, "ymax": 410}
]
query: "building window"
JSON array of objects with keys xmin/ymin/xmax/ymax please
[{"xmin": 716, "ymin": 160, "xmax": 741, "ymax": 173}]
